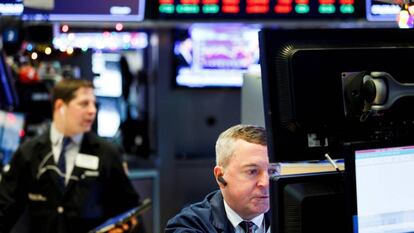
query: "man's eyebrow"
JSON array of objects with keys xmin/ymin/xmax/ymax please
[{"xmin": 241, "ymin": 164, "xmax": 258, "ymax": 169}]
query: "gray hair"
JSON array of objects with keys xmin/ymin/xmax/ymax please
[{"xmin": 215, "ymin": 124, "xmax": 267, "ymax": 168}]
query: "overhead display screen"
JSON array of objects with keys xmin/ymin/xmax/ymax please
[
  {"xmin": 0, "ymin": 0, "xmax": 23, "ymax": 15},
  {"xmin": 158, "ymin": 0, "xmax": 363, "ymax": 19},
  {"xmin": 21, "ymin": 0, "xmax": 146, "ymax": 21},
  {"xmin": 366, "ymin": 0, "xmax": 401, "ymax": 21}
]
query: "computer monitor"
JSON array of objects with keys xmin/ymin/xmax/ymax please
[
  {"xmin": 0, "ymin": 110, "xmax": 24, "ymax": 168},
  {"xmin": 270, "ymin": 172, "xmax": 346, "ymax": 233},
  {"xmin": 259, "ymin": 28, "xmax": 414, "ymax": 163},
  {"xmin": 345, "ymin": 142, "xmax": 414, "ymax": 233},
  {"xmin": 0, "ymin": 50, "xmax": 18, "ymax": 109}
]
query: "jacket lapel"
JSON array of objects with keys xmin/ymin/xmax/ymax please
[
  {"xmin": 65, "ymin": 132, "xmax": 100, "ymax": 193},
  {"xmin": 34, "ymin": 131, "xmax": 63, "ymax": 194},
  {"xmin": 211, "ymin": 191, "xmax": 235, "ymax": 233}
]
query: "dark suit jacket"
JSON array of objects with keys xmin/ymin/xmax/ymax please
[
  {"xmin": 165, "ymin": 190, "xmax": 270, "ymax": 233},
  {"xmin": 0, "ymin": 130, "xmax": 139, "ymax": 233}
]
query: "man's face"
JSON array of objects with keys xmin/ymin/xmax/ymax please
[
  {"xmin": 220, "ymin": 139, "xmax": 270, "ymax": 220},
  {"xmin": 62, "ymin": 87, "xmax": 96, "ymax": 136}
]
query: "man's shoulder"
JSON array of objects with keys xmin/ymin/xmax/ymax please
[
  {"xmin": 165, "ymin": 190, "xmax": 223, "ymax": 231},
  {"xmin": 183, "ymin": 190, "xmax": 220, "ymax": 214},
  {"xmin": 18, "ymin": 132, "xmax": 49, "ymax": 150},
  {"xmin": 82, "ymin": 132, "xmax": 120, "ymax": 152}
]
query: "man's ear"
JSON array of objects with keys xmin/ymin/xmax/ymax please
[
  {"xmin": 55, "ymin": 99, "xmax": 65, "ymax": 114},
  {"xmin": 214, "ymin": 166, "xmax": 226, "ymax": 187}
]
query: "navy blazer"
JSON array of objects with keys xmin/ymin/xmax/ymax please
[
  {"xmin": 0, "ymin": 130, "xmax": 139, "ymax": 233},
  {"xmin": 165, "ymin": 190, "xmax": 270, "ymax": 233}
]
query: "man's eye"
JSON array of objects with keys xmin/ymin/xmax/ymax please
[
  {"xmin": 246, "ymin": 169, "xmax": 258, "ymax": 175},
  {"xmin": 268, "ymin": 168, "xmax": 277, "ymax": 175}
]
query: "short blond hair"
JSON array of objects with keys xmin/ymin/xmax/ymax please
[{"xmin": 215, "ymin": 124, "xmax": 267, "ymax": 168}]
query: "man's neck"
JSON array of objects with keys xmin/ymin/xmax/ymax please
[{"xmin": 223, "ymin": 199, "xmax": 264, "ymax": 230}]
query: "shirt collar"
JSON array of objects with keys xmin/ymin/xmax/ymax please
[
  {"xmin": 50, "ymin": 123, "xmax": 83, "ymax": 146},
  {"xmin": 223, "ymin": 199, "xmax": 264, "ymax": 229}
]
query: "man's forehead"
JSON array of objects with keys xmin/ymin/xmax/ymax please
[{"xmin": 72, "ymin": 87, "xmax": 95, "ymax": 99}]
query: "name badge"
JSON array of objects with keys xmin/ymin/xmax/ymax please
[
  {"xmin": 28, "ymin": 193, "xmax": 47, "ymax": 202},
  {"xmin": 75, "ymin": 153, "xmax": 99, "ymax": 170}
]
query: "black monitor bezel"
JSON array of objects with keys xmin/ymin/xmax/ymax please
[{"xmin": 270, "ymin": 171, "xmax": 346, "ymax": 233}]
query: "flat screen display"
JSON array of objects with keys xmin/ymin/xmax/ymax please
[
  {"xmin": 21, "ymin": 0, "xmax": 146, "ymax": 21},
  {"xmin": 53, "ymin": 32, "xmax": 149, "ymax": 51},
  {"xmin": 158, "ymin": 0, "xmax": 363, "ymax": 20},
  {"xmin": 0, "ymin": 110, "xmax": 24, "ymax": 167},
  {"xmin": 92, "ymin": 52, "xmax": 123, "ymax": 98},
  {"xmin": 366, "ymin": 0, "xmax": 400, "ymax": 21},
  {"xmin": 352, "ymin": 145, "xmax": 414, "ymax": 233},
  {"xmin": 96, "ymin": 98, "xmax": 121, "ymax": 138},
  {"xmin": 0, "ymin": 0, "xmax": 23, "ymax": 15},
  {"xmin": 174, "ymin": 24, "xmax": 260, "ymax": 88}
]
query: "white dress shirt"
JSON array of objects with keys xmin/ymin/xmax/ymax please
[
  {"xmin": 50, "ymin": 124, "xmax": 83, "ymax": 184},
  {"xmin": 223, "ymin": 199, "xmax": 270, "ymax": 233}
]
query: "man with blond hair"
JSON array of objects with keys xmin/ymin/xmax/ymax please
[{"xmin": 166, "ymin": 124, "xmax": 272, "ymax": 233}]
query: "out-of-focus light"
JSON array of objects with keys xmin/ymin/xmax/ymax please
[
  {"xmin": 31, "ymin": 52, "xmax": 38, "ymax": 60},
  {"xmin": 68, "ymin": 33, "xmax": 75, "ymax": 41},
  {"xmin": 44, "ymin": 47, "xmax": 52, "ymax": 55},
  {"xmin": 66, "ymin": 47, "xmax": 74, "ymax": 55},
  {"xmin": 103, "ymin": 31, "xmax": 111, "ymax": 38},
  {"xmin": 398, "ymin": 9, "xmax": 410, "ymax": 28},
  {"xmin": 26, "ymin": 43, "xmax": 33, "ymax": 51},
  {"xmin": 62, "ymin": 24, "xmax": 69, "ymax": 33},
  {"xmin": 408, "ymin": 4, "xmax": 414, "ymax": 15},
  {"xmin": 19, "ymin": 129, "xmax": 25, "ymax": 138},
  {"xmin": 115, "ymin": 23, "xmax": 123, "ymax": 31}
]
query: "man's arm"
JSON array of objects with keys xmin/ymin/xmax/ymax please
[{"xmin": 101, "ymin": 141, "xmax": 140, "ymax": 217}]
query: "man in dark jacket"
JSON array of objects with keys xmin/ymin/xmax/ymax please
[
  {"xmin": 0, "ymin": 79, "xmax": 141, "ymax": 233},
  {"xmin": 165, "ymin": 125, "xmax": 272, "ymax": 233}
]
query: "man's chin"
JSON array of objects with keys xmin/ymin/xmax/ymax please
[{"xmin": 79, "ymin": 126, "xmax": 92, "ymax": 133}]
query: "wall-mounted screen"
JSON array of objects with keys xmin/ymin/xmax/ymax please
[
  {"xmin": 0, "ymin": 0, "xmax": 23, "ymax": 16},
  {"xmin": 174, "ymin": 24, "xmax": 260, "ymax": 88},
  {"xmin": 158, "ymin": 0, "xmax": 363, "ymax": 20},
  {"xmin": 366, "ymin": 0, "xmax": 400, "ymax": 21},
  {"xmin": 22, "ymin": 0, "xmax": 146, "ymax": 21},
  {"xmin": 53, "ymin": 32, "xmax": 149, "ymax": 51}
]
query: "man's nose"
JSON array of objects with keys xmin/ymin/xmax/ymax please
[
  {"xmin": 89, "ymin": 104, "xmax": 97, "ymax": 114},
  {"xmin": 258, "ymin": 171, "xmax": 270, "ymax": 187}
]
